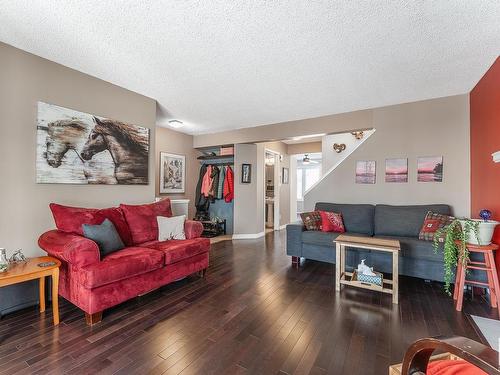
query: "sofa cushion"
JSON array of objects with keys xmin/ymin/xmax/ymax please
[
  {"xmin": 374, "ymin": 204, "xmax": 452, "ymax": 237},
  {"xmin": 315, "ymin": 203, "xmax": 375, "ymax": 235},
  {"xmin": 49, "ymin": 203, "xmax": 133, "ymax": 246},
  {"xmin": 418, "ymin": 211, "xmax": 455, "ymax": 241},
  {"xmin": 96, "ymin": 207, "xmax": 134, "ymax": 246},
  {"xmin": 78, "ymin": 247, "xmax": 164, "ymax": 288},
  {"xmin": 302, "ymin": 231, "xmax": 369, "ymax": 248},
  {"xmin": 319, "ymin": 211, "xmax": 345, "ymax": 233},
  {"xmin": 50, "ymin": 203, "xmax": 100, "ymax": 235},
  {"xmin": 120, "ymin": 199, "xmax": 173, "ymax": 244},
  {"xmin": 82, "ymin": 219, "xmax": 125, "ymax": 257},
  {"xmin": 300, "ymin": 211, "xmax": 322, "ymax": 231},
  {"xmin": 141, "ymin": 238, "xmax": 210, "ymax": 265},
  {"xmin": 378, "ymin": 235, "xmax": 443, "ymax": 262}
]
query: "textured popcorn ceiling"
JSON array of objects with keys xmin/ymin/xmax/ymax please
[{"xmin": 1, "ymin": 1, "xmax": 499, "ymax": 134}]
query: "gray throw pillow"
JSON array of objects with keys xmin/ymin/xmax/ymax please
[{"xmin": 82, "ymin": 219, "xmax": 125, "ymax": 258}]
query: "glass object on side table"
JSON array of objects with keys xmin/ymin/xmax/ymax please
[{"xmin": 0, "ymin": 248, "xmax": 8, "ymax": 272}]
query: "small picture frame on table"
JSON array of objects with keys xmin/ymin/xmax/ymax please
[{"xmin": 241, "ymin": 164, "xmax": 252, "ymax": 183}]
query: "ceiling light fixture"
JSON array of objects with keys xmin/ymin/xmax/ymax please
[
  {"xmin": 168, "ymin": 120, "xmax": 184, "ymax": 129},
  {"xmin": 493, "ymin": 151, "xmax": 500, "ymax": 163}
]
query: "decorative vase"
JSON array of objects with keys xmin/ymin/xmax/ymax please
[
  {"xmin": 460, "ymin": 219, "xmax": 499, "ymax": 245},
  {"xmin": 0, "ymin": 248, "xmax": 8, "ymax": 272}
]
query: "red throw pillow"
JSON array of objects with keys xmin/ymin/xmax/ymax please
[
  {"xmin": 419, "ymin": 211, "xmax": 455, "ymax": 241},
  {"xmin": 427, "ymin": 359, "xmax": 487, "ymax": 375},
  {"xmin": 50, "ymin": 203, "xmax": 134, "ymax": 246},
  {"xmin": 49, "ymin": 203, "xmax": 100, "ymax": 235},
  {"xmin": 120, "ymin": 199, "xmax": 173, "ymax": 244},
  {"xmin": 319, "ymin": 211, "xmax": 345, "ymax": 233}
]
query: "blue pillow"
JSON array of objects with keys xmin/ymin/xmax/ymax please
[{"xmin": 82, "ymin": 219, "xmax": 125, "ymax": 257}]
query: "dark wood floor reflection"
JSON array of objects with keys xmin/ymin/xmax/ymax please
[{"xmin": 0, "ymin": 231, "xmax": 497, "ymax": 374}]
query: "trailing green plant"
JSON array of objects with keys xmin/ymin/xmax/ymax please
[{"xmin": 433, "ymin": 218, "xmax": 480, "ymax": 295}]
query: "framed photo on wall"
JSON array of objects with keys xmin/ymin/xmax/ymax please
[
  {"xmin": 241, "ymin": 163, "xmax": 252, "ymax": 183},
  {"xmin": 160, "ymin": 152, "xmax": 186, "ymax": 193},
  {"xmin": 355, "ymin": 160, "xmax": 376, "ymax": 184},
  {"xmin": 282, "ymin": 167, "xmax": 289, "ymax": 184}
]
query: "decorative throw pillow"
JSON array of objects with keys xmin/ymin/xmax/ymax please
[
  {"xmin": 419, "ymin": 211, "xmax": 455, "ymax": 241},
  {"xmin": 82, "ymin": 219, "xmax": 125, "ymax": 258},
  {"xmin": 300, "ymin": 211, "xmax": 322, "ymax": 231},
  {"xmin": 157, "ymin": 215, "xmax": 186, "ymax": 241},
  {"xmin": 319, "ymin": 211, "xmax": 345, "ymax": 233},
  {"xmin": 120, "ymin": 199, "xmax": 173, "ymax": 244}
]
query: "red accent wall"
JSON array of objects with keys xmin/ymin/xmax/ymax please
[{"xmin": 470, "ymin": 57, "xmax": 500, "ymax": 264}]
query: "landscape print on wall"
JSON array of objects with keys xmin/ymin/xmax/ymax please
[
  {"xmin": 355, "ymin": 160, "xmax": 376, "ymax": 184},
  {"xmin": 417, "ymin": 156, "xmax": 443, "ymax": 182},
  {"xmin": 385, "ymin": 158, "xmax": 408, "ymax": 183},
  {"xmin": 36, "ymin": 102, "xmax": 149, "ymax": 184}
]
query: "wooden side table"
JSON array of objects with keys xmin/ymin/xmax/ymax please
[
  {"xmin": 334, "ymin": 234, "xmax": 400, "ymax": 304},
  {"xmin": 453, "ymin": 242, "xmax": 500, "ymax": 311},
  {"xmin": 0, "ymin": 256, "xmax": 61, "ymax": 325}
]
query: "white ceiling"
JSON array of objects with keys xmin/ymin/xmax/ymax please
[{"xmin": 1, "ymin": 1, "xmax": 499, "ymax": 135}]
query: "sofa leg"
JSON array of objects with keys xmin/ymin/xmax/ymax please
[
  {"xmin": 292, "ymin": 256, "xmax": 300, "ymax": 269},
  {"xmin": 85, "ymin": 311, "xmax": 103, "ymax": 326}
]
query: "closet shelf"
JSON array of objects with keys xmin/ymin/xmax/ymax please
[{"xmin": 197, "ymin": 154, "xmax": 234, "ymax": 160}]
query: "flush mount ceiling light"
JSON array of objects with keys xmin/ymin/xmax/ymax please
[{"xmin": 168, "ymin": 120, "xmax": 184, "ymax": 129}]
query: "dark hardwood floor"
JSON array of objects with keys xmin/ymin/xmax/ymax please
[{"xmin": 0, "ymin": 231, "xmax": 498, "ymax": 374}]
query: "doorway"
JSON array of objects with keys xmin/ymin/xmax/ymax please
[{"xmin": 264, "ymin": 149, "xmax": 280, "ymax": 232}]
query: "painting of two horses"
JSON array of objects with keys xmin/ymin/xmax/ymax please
[{"xmin": 36, "ymin": 102, "xmax": 149, "ymax": 184}]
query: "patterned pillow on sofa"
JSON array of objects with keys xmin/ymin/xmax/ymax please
[
  {"xmin": 419, "ymin": 211, "xmax": 455, "ymax": 241},
  {"xmin": 300, "ymin": 211, "xmax": 322, "ymax": 231}
]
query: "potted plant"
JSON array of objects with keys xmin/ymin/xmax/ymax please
[{"xmin": 433, "ymin": 218, "xmax": 480, "ymax": 295}]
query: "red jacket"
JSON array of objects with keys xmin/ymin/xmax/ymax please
[{"xmin": 223, "ymin": 166, "xmax": 234, "ymax": 202}]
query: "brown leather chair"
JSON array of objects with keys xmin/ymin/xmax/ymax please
[{"xmin": 401, "ymin": 335, "xmax": 499, "ymax": 374}]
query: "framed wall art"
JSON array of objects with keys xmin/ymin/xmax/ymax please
[
  {"xmin": 241, "ymin": 163, "xmax": 252, "ymax": 183},
  {"xmin": 36, "ymin": 102, "xmax": 149, "ymax": 184},
  {"xmin": 160, "ymin": 152, "xmax": 186, "ymax": 193}
]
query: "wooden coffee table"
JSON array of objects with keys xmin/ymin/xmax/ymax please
[
  {"xmin": 334, "ymin": 234, "xmax": 400, "ymax": 304},
  {"xmin": 0, "ymin": 256, "xmax": 61, "ymax": 325}
]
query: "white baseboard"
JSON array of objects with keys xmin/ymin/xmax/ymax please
[
  {"xmin": 279, "ymin": 224, "xmax": 287, "ymax": 230},
  {"xmin": 232, "ymin": 231, "xmax": 265, "ymax": 240}
]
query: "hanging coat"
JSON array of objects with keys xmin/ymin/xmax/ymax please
[
  {"xmin": 195, "ymin": 164, "xmax": 208, "ymax": 208},
  {"xmin": 201, "ymin": 165, "xmax": 213, "ymax": 197},
  {"xmin": 216, "ymin": 166, "xmax": 225, "ymax": 200},
  {"xmin": 224, "ymin": 166, "xmax": 234, "ymax": 203},
  {"xmin": 208, "ymin": 165, "xmax": 220, "ymax": 202}
]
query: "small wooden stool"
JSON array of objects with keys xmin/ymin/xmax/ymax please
[{"xmin": 453, "ymin": 242, "xmax": 500, "ymax": 311}]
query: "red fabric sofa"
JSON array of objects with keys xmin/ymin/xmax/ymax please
[{"xmin": 38, "ymin": 199, "xmax": 210, "ymax": 324}]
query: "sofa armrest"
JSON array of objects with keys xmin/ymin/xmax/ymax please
[
  {"xmin": 38, "ymin": 230, "xmax": 100, "ymax": 267},
  {"xmin": 185, "ymin": 220, "xmax": 204, "ymax": 239},
  {"xmin": 286, "ymin": 222, "xmax": 305, "ymax": 256}
]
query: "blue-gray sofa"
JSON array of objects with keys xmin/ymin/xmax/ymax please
[{"xmin": 286, "ymin": 203, "xmax": 452, "ymax": 282}]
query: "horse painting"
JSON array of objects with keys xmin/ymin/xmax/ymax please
[
  {"xmin": 36, "ymin": 102, "xmax": 149, "ymax": 184},
  {"xmin": 81, "ymin": 117, "xmax": 149, "ymax": 184}
]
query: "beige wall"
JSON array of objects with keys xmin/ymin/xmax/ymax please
[
  {"xmin": 155, "ymin": 126, "xmax": 199, "ymax": 218},
  {"xmin": 0, "ymin": 42, "xmax": 157, "ymax": 257},
  {"xmin": 233, "ymin": 143, "xmax": 265, "ymax": 235},
  {"xmin": 286, "ymin": 141, "xmax": 322, "ymax": 155},
  {"xmin": 305, "ymin": 95, "xmax": 471, "ymax": 217}
]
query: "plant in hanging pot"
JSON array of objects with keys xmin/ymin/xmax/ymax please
[{"xmin": 433, "ymin": 218, "xmax": 480, "ymax": 295}]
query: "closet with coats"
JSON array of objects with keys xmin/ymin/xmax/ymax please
[{"xmin": 194, "ymin": 147, "xmax": 234, "ymax": 237}]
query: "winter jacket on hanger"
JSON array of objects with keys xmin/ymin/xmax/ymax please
[
  {"xmin": 224, "ymin": 166, "xmax": 234, "ymax": 203},
  {"xmin": 201, "ymin": 165, "xmax": 213, "ymax": 197},
  {"xmin": 217, "ymin": 166, "xmax": 225, "ymax": 200},
  {"xmin": 195, "ymin": 164, "xmax": 208, "ymax": 209},
  {"xmin": 208, "ymin": 165, "xmax": 220, "ymax": 201}
]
